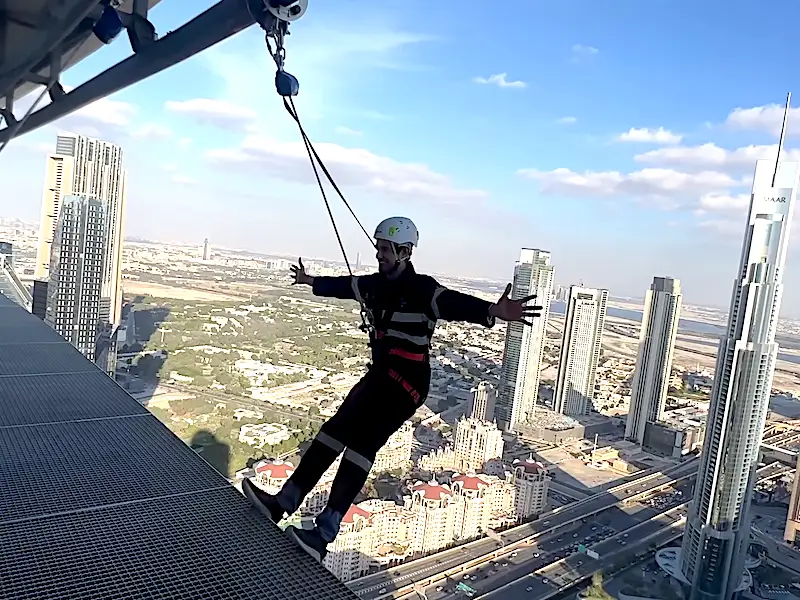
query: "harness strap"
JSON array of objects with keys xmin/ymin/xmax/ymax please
[
  {"xmin": 389, "ymin": 348, "xmax": 426, "ymax": 362},
  {"xmin": 388, "ymin": 368, "xmax": 422, "ymax": 405}
]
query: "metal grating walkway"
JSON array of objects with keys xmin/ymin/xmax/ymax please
[{"xmin": 0, "ymin": 295, "xmax": 358, "ymax": 600}]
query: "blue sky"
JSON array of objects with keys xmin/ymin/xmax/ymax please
[{"xmin": 3, "ymin": 0, "xmax": 800, "ymax": 310}]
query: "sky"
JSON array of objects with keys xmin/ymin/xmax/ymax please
[{"xmin": 4, "ymin": 0, "xmax": 800, "ymax": 311}]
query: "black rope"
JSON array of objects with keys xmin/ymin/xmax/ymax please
[
  {"xmin": 283, "ymin": 97, "xmax": 375, "ymax": 247},
  {"xmin": 283, "ymin": 96, "xmax": 374, "ymax": 332}
]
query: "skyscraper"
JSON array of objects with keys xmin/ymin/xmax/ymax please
[
  {"xmin": 625, "ymin": 277, "xmax": 682, "ymax": 444},
  {"xmin": 202, "ymin": 238, "xmax": 211, "ymax": 261},
  {"xmin": 496, "ymin": 249, "xmax": 554, "ymax": 431},
  {"xmin": 554, "ymin": 286, "xmax": 608, "ymax": 416},
  {"xmin": 470, "ymin": 381, "xmax": 497, "ymax": 422},
  {"xmin": 677, "ymin": 158, "xmax": 799, "ymax": 600},
  {"xmin": 35, "ymin": 132, "xmax": 127, "ymax": 325},
  {"xmin": 45, "ymin": 195, "xmax": 109, "ymax": 361}
]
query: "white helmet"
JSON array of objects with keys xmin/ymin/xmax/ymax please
[{"xmin": 374, "ymin": 216, "xmax": 419, "ymax": 247}]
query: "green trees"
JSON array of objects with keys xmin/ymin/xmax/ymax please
[{"xmin": 584, "ymin": 573, "xmax": 614, "ymax": 600}]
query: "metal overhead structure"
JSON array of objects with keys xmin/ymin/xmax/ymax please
[{"xmin": 0, "ymin": 0, "xmax": 303, "ymax": 146}]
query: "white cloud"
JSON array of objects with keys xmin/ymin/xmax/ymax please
[
  {"xmin": 725, "ymin": 104, "xmax": 800, "ymax": 136},
  {"xmin": 472, "ymin": 73, "xmax": 527, "ymax": 89},
  {"xmin": 55, "ymin": 97, "xmax": 136, "ymax": 139},
  {"xmin": 634, "ymin": 142, "xmax": 800, "ymax": 173},
  {"xmin": 206, "ymin": 136, "xmax": 487, "ymax": 205},
  {"xmin": 518, "ymin": 166, "xmax": 739, "ymax": 209},
  {"xmin": 571, "ymin": 44, "xmax": 599, "ymax": 59},
  {"xmin": 617, "ymin": 127, "xmax": 682, "ymax": 145},
  {"xmin": 164, "ymin": 99, "xmax": 258, "ymax": 131},
  {"xmin": 556, "ymin": 116, "xmax": 577, "ymax": 125},
  {"xmin": 698, "ymin": 219, "xmax": 742, "ymax": 236},
  {"xmin": 335, "ymin": 126, "xmax": 363, "ymax": 136},
  {"xmin": 132, "ymin": 123, "xmax": 172, "ymax": 140},
  {"xmin": 172, "ymin": 174, "xmax": 197, "ymax": 185},
  {"xmin": 697, "ymin": 192, "xmax": 750, "ymax": 212}
]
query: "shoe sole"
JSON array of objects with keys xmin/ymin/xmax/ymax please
[
  {"xmin": 242, "ymin": 479, "xmax": 278, "ymax": 523},
  {"xmin": 286, "ymin": 527, "xmax": 324, "ymax": 563}
]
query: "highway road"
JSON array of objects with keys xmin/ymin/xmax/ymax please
[
  {"xmin": 349, "ymin": 459, "xmax": 699, "ymax": 598},
  {"xmin": 416, "ymin": 493, "xmax": 690, "ymax": 600},
  {"xmin": 477, "ymin": 505, "xmax": 687, "ymax": 600},
  {"xmin": 488, "ymin": 516, "xmax": 683, "ymax": 600}
]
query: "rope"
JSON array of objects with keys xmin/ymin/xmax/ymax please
[
  {"xmin": 282, "ymin": 97, "xmax": 374, "ymax": 333},
  {"xmin": 261, "ymin": 26, "xmax": 375, "ymax": 332},
  {"xmin": 283, "ymin": 97, "xmax": 374, "ymax": 246}
]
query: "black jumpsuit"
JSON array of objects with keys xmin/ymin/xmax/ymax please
[{"xmin": 273, "ymin": 262, "xmax": 497, "ymax": 543}]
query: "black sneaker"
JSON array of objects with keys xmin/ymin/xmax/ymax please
[
  {"xmin": 285, "ymin": 526, "xmax": 328, "ymax": 562},
  {"xmin": 242, "ymin": 478, "xmax": 285, "ymax": 523}
]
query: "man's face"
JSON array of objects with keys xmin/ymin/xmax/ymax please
[{"xmin": 376, "ymin": 240, "xmax": 399, "ymax": 273}]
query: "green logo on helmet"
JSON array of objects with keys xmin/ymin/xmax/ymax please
[{"xmin": 388, "ymin": 226, "xmax": 399, "ymax": 236}]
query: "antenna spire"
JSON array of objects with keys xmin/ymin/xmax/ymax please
[{"xmin": 772, "ymin": 92, "xmax": 792, "ymax": 187}]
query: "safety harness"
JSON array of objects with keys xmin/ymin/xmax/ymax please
[{"xmin": 254, "ymin": 4, "xmax": 429, "ymax": 409}]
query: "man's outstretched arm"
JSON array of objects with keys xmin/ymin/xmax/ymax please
[
  {"xmin": 291, "ymin": 258, "xmax": 364, "ymax": 301},
  {"xmin": 432, "ymin": 286, "xmax": 496, "ymax": 327},
  {"xmin": 432, "ymin": 282, "xmax": 542, "ymax": 326}
]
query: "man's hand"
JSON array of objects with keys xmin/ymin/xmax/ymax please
[
  {"xmin": 489, "ymin": 283, "xmax": 543, "ymax": 325},
  {"xmin": 290, "ymin": 257, "xmax": 313, "ymax": 286}
]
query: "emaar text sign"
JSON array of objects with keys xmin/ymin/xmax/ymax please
[{"xmin": 753, "ymin": 187, "xmax": 794, "ymax": 215}]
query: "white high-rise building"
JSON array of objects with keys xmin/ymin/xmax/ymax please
[
  {"xmin": 554, "ymin": 286, "xmax": 608, "ymax": 416},
  {"xmin": 45, "ymin": 195, "xmax": 108, "ymax": 362},
  {"xmin": 497, "ymin": 248, "xmax": 554, "ymax": 431},
  {"xmin": 512, "ymin": 456, "xmax": 550, "ymax": 520},
  {"xmin": 470, "ymin": 382, "xmax": 497, "ymax": 421},
  {"xmin": 625, "ymin": 277, "xmax": 682, "ymax": 444},
  {"xmin": 664, "ymin": 158, "xmax": 799, "ymax": 600},
  {"xmin": 35, "ymin": 132, "xmax": 127, "ymax": 326},
  {"xmin": 453, "ymin": 417, "xmax": 504, "ymax": 473}
]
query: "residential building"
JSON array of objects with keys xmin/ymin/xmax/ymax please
[
  {"xmin": 470, "ymin": 381, "xmax": 497, "ymax": 422},
  {"xmin": 373, "ymin": 421, "xmax": 413, "ymax": 474},
  {"xmin": 497, "ymin": 248, "xmax": 554, "ymax": 431},
  {"xmin": 554, "ymin": 286, "xmax": 608, "ymax": 416},
  {"xmin": 626, "ymin": 277, "xmax": 683, "ymax": 444},
  {"xmin": 35, "ymin": 132, "xmax": 127, "ymax": 325},
  {"xmin": 453, "ymin": 417, "xmax": 504, "ymax": 473},
  {"xmin": 45, "ymin": 195, "xmax": 108, "ymax": 362},
  {"xmin": 512, "ymin": 456, "xmax": 550, "ymax": 520}
]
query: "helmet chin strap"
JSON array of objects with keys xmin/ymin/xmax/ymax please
[{"xmin": 387, "ymin": 243, "xmax": 408, "ymax": 274}]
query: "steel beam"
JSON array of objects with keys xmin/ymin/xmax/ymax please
[
  {"xmin": 0, "ymin": 0, "xmax": 259, "ymax": 144},
  {"xmin": 0, "ymin": 0, "xmax": 100, "ymax": 99}
]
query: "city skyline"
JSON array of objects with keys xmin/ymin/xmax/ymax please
[
  {"xmin": 4, "ymin": 2, "xmax": 800, "ymax": 311},
  {"xmin": 6, "ymin": 3, "xmax": 800, "ymax": 598},
  {"xmin": 678, "ymin": 157, "xmax": 800, "ymax": 599}
]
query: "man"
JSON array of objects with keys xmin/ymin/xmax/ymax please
[{"xmin": 243, "ymin": 216, "xmax": 542, "ymax": 561}]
